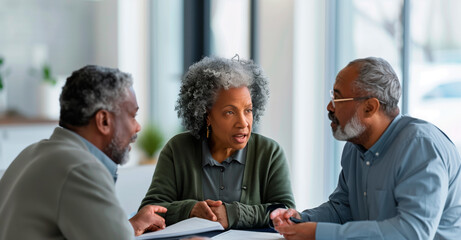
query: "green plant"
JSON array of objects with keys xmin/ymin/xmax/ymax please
[
  {"xmin": 42, "ymin": 64, "xmax": 57, "ymax": 86},
  {"xmin": 137, "ymin": 123, "xmax": 164, "ymax": 158}
]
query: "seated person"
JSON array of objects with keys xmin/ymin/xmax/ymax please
[
  {"xmin": 139, "ymin": 56, "xmax": 295, "ymax": 229},
  {"xmin": 0, "ymin": 65, "xmax": 166, "ymax": 239},
  {"xmin": 271, "ymin": 57, "xmax": 461, "ymax": 239}
]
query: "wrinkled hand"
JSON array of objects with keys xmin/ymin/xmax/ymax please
[
  {"xmin": 274, "ymin": 222, "xmax": 317, "ymax": 240},
  {"xmin": 270, "ymin": 208, "xmax": 301, "ymax": 227},
  {"xmin": 207, "ymin": 200, "xmax": 229, "ymax": 229},
  {"xmin": 190, "ymin": 200, "xmax": 222, "ymax": 221},
  {"xmin": 129, "ymin": 205, "xmax": 167, "ymax": 236}
]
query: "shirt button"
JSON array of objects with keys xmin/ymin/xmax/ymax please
[
  {"xmin": 364, "ymin": 191, "xmax": 367, "ymax": 197},
  {"xmin": 375, "ymin": 152, "xmax": 379, "ymax": 156},
  {"xmin": 220, "ymin": 186, "xmax": 224, "ymax": 190},
  {"xmin": 366, "ymin": 161, "xmax": 370, "ymax": 166},
  {"xmin": 220, "ymin": 168, "xmax": 224, "ymax": 172},
  {"xmin": 242, "ymin": 186, "xmax": 247, "ymax": 190}
]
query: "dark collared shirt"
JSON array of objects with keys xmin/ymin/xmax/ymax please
[{"xmin": 201, "ymin": 139, "xmax": 247, "ymax": 203}]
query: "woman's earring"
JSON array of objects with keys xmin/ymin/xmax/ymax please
[{"xmin": 206, "ymin": 125, "xmax": 210, "ymax": 139}]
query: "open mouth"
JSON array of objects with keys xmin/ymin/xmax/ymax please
[{"xmin": 232, "ymin": 133, "xmax": 248, "ymax": 143}]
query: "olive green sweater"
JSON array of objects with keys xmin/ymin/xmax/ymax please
[{"xmin": 139, "ymin": 132, "xmax": 295, "ymax": 229}]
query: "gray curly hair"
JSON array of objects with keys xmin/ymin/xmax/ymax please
[
  {"xmin": 176, "ymin": 56, "xmax": 270, "ymax": 138},
  {"xmin": 348, "ymin": 57, "xmax": 401, "ymax": 117},
  {"xmin": 59, "ymin": 65, "xmax": 133, "ymax": 127}
]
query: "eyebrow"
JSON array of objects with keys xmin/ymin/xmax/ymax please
[
  {"xmin": 333, "ymin": 89, "xmax": 343, "ymax": 97},
  {"xmin": 222, "ymin": 103, "xmax": 253, "ymax": 109}
]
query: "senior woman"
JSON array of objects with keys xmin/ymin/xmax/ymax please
[{"xmin": 139, "ymin": 56, "xmax": 295, "ymax": 229}]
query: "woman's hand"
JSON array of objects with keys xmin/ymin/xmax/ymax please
[
  {"xmin": 189, "ymin": 200, "xmax": 221, "ymax": 221},
  {"xmin": 190, "ymin": 200, "xmax": 228, "ymax": 229},
  {"xmin": 207, "ymin": 200, "xmax": 229, "ymax": 229}
]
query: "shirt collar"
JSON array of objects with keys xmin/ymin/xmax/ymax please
[
  {"xmin": 76, "ymin": 135, "xmax": 119, "ymax": 182},
  {"xmin": 201, "ymin": 138, "xmax": 247, "ymax": 167},
  {"xmin": 355, "ymin": 114, "xmax": 403, "ymax": 159}
]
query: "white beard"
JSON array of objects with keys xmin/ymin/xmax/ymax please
[{"xmin": 333, "ymin": 111, "xmax": 366, "ymax": 141}]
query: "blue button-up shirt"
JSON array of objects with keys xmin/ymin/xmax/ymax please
[
  {"xmin": 76, "ymin": 135, "xmax": 118, "ymax": 182},
  {"xmin": 302, "ymin": 115, "xmax": 461, "ymax": 239}
]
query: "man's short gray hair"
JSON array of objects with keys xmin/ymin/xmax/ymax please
[
  {"xmin": 176, "ymin": 56, "xmax": 270, "ymax": 138},
  {"xmin": 59, "ymin": 65, "xmax": 133, "ymax": 127},
  {"xmin": 348, "ymin": 57, "xmax": 401, "ymax": 117}
]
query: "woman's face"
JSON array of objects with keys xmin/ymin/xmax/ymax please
[{"xmin": 207, "ymin": 86, "xmax": 253, "ymax": 152}]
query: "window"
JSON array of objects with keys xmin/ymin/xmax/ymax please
[
  {"xmin": 408, "ymin": 0, "xmax": 461, "ymax": 152},
  {"xmin": 209, "ymin": 0, "xmax": 251, "ymax": 58}
]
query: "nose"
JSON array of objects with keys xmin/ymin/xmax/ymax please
[
  {"xmin": 135, "ymin": 120, "xmax": 141, "ymax": 133},
  {"xmin": 236, "ymin": 112, "xmax": 250, "ymax": 128},
  {"xmin": 327, "ymin": 100, "xmax": 335, "ymax": 112}
]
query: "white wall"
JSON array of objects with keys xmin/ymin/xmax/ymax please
[
  {"xmin": 258, "ymin": 0, "xmax": 329, "ymax": 210},
  {"xmin": 0, "ymin": 0, "xmax": 98, "ymax": 117},
  {"xmin": 259, "ymin": 0, "xmax": 294, "ymax": 163}
]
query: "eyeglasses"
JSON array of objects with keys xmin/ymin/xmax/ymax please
[{"xmin": 329, "ymin": 90, "xmax": 371, "ymax": 108}]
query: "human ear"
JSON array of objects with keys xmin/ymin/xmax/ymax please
[
  {"xmin": 363, "ymin": 98, "xmax": 380, "ymax": 117},
  {"xmin": 94, "ymin": 110, "xmax": 113, "ymax": 135},
  {"xmin": 206, "ymin": 112, "xmax": 210, "ymax": 125}
]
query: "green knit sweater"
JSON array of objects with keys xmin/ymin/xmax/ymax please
[{"xmin": 139, "ymin": 132, "xmax": 295, "ymax": 229}]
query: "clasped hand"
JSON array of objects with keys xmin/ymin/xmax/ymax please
[
  {"xmin": 190, "ymin": 199, "xmax": 229, "ymax": 229},
  {"xmin": 270, "ymin": 208, "xmax": 317, "ymax": 240}
]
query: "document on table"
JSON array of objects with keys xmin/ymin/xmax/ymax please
[
  {"xmin": 136, "ymin": 217, "xmax": 224, "ymax": 239},
  {"xmin": 212, "ymin": 230, "xmax": 285, "ymax": 240}
]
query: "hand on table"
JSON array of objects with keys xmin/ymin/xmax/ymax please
[
  {"xmin": 270, "ymin": 208, "xmax": 301, "ymax": 227},
  {"xmin": 190, "ymin": 200, "xmax": 221, "ymax": 221},
  {"xmin": 274, "ymin": 222, "xmax": 317, "ymax": 240},
  {"xmin": 190, "ymin": 200, "xmax": 229, "ymax": 229},
  {"xmin": 129, "ymin": 205, "xmax": 167, "ymax": 236},
  {"xmin": 207, "ymin": 200, "xmax": 229, "ymax": 229}
]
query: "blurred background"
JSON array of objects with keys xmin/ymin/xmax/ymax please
[{"xmin": 1, "ymin": 0, "xmax": 461, "ymax": 213}]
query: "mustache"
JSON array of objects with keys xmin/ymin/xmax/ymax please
[
  {"xmin": 328, "ymin": 111, "xmax": 339, "ymax": 125},
  {"xmin": 130, "ymin": 134, "xmax": 138, "ymax": 143}
]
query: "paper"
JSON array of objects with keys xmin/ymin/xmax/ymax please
[
  {"xmin": 212, "ymin": 230, "xmax": 285, "ymax": 240},
  {"xmin": 136, "ymin": 217, "xmax": 224, "ymax": 240}
]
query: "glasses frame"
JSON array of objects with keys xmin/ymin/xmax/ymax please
[{"xmin": 329, "ymin": 89, "xmax": 372, "ymax": 108}]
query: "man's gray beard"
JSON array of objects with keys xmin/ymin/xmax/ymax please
[
  {"xmin": 333, "ymin": 111, "xmax": 366, "ymax": 141},
  {"xmin": 105, "ymin": 134, "xmax": 130, "ymax": 165}
]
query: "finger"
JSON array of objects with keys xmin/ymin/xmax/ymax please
[
  {"xmin": 275, "ymin": 224, "xmax": 297, "ymax": 235},
  {"xmin": 284, "ymin": 209, "xmax": 297, "ymax": 219},
  {"xmin": 272, "ymin": 217, "xmax": 284, "ymax": 227},
  {"xmin": 145, "ymin": 224, "xmax": 162, "ymax": 233},
  {"xmin": 204, "ymin": 205, "xmax": 218, "ymax": 221},
  {"xmin": 270, "ymin": 208, "xmax": 287, "ymax": 219},
  {"xmin": 151, "ymin": 205, "xmax": 168, "ymax": 213},
  {"xmin": 205, "ymin": 199, "xmax": 222, "ymax": 207},
  {"xmin": 196, "ymin": 202, "xmax": 217, "ymax": 221},
  {"xmin": 152, "ymin": 216, "xmax": 166, "ymax": 228},
  {"xmin": 204, "ymin": 206, "xmax": 218, "ymax": 221}
]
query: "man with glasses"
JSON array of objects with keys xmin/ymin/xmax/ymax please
[{"xmin": 270, "ymin": 57, "xmax": 461, "ymax": 239}]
